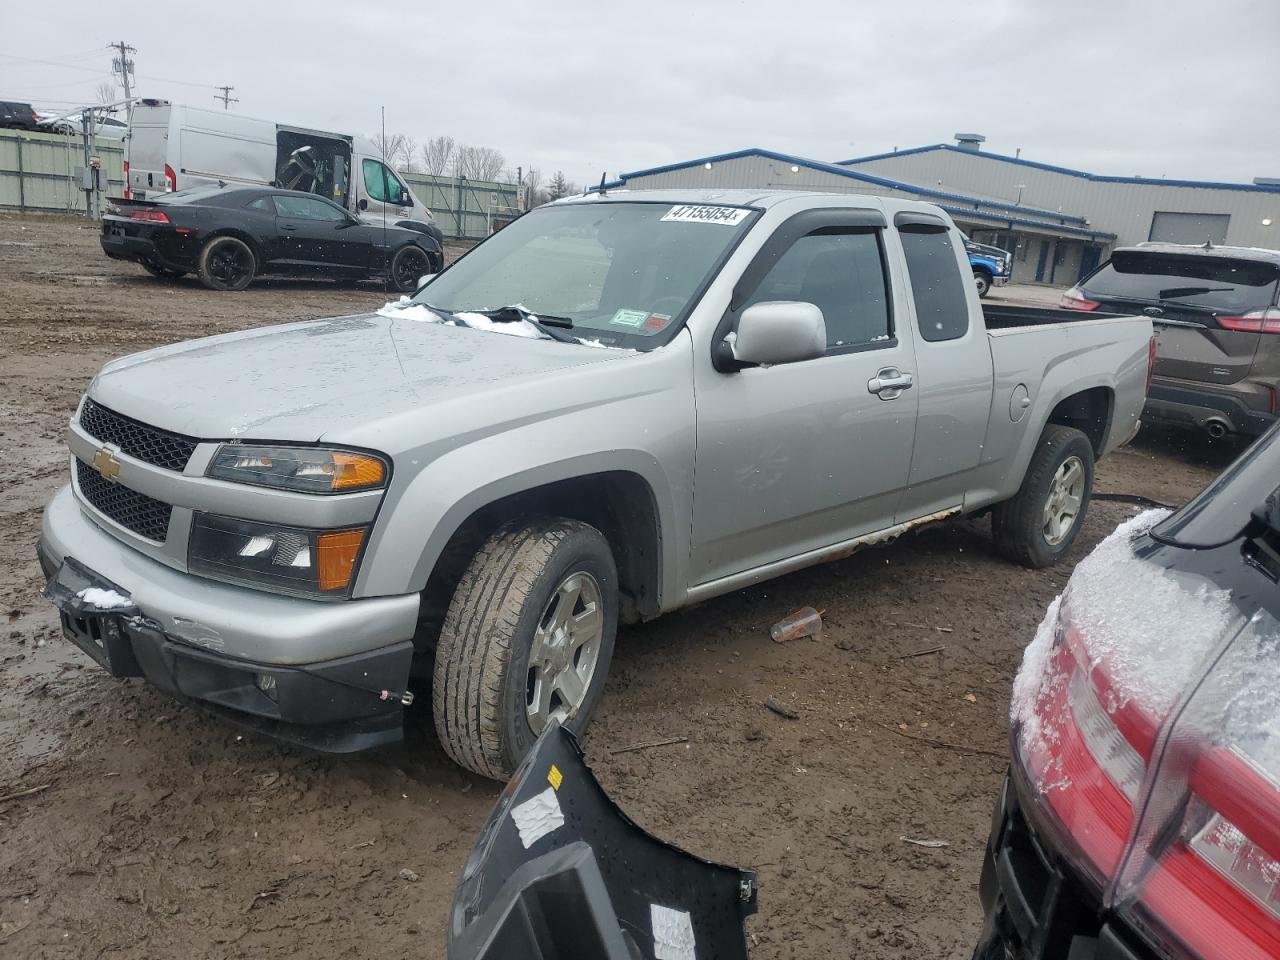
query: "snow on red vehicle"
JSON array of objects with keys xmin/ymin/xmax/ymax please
[{"xmin": 977, "ymin": 424, "xmax": 1280, "ymax": 960}]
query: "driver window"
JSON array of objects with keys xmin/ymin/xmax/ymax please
[
  {"xmin": 363, "ymin": 158, "xmax": 408, "ymax": 205},
  {"xmin": 272, "ymin": 195, "xmax": 346, "ymax": 221},
  {"xmin": 744, "ymin": 229, "xmax": 892, "ymax": 350}
]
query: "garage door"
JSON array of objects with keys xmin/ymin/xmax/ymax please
[{"xmin": 1148, "ymin": 211, "xmax": 1230, "ymax": 245}]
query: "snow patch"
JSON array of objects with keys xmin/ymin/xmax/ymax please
[{"xmin": 76, "ymin": 587, "xmax": 132, "ymax": 610}]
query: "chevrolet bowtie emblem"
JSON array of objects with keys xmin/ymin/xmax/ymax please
[{"xmin": 93, "ymin": 447, "xmax": 121, "ymax": 481}]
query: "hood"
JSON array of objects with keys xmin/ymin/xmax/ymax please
[{"xmin": 90, "ymin": 313, "xmax": 633, "ymax": 443}]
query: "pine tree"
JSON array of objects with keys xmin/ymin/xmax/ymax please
[{"xmin": 546, "ymin": 170, "xmax": 570, "ymax": 202}]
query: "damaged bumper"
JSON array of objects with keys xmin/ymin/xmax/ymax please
[
  {"xmin": 449, "ymin": 723, "xmax": 758, "ymax": 960},
  {"xmin": 38, "ymin": 485, "xmax": 419, "ymax": 753}
]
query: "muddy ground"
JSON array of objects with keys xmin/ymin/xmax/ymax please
[{"xmin": 0, "ymin": 215, "xmax": 1245, "ymax": 959}]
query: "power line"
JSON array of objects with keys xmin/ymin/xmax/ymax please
[{"xmin": 214, "ymin": 85, "xmax": 238, "ymax": 110}]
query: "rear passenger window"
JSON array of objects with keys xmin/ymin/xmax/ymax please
[
  {"xmin": 900, "ymin": 227, "xmax": 970, "ymax": 342},
  {"xmin": 744, "ymin": 230, "xmax": 891, "ymax": 350}
]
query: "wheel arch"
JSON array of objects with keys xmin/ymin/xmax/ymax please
[
  {"xmin": 1046, "ymin": 384, "xmax": 1114, "ymax": 457},
  {"xmin": 202, "ymin": 228, "xmax": 262, "ymax": 268}
]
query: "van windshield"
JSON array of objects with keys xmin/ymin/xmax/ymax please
[{"xmin": 416, "ymin": 200, "xmax": 759, "ymax": 350}]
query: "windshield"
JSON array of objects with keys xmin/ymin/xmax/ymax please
[
  {"xmin": 1082, "ymin": 251, "xmax": 1280, "ymax": 313},
  {"xmin": 416, "ymin": 200, "xmax": 758, "ymax": 349}
]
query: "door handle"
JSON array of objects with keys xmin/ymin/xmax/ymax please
[
  {"xmin": 867, "ymin": 368, "xmax": 914, "ymax": 400},
  {"xmin": 281, "ymin": 225, "xmax": 297, "ymax": 231}
]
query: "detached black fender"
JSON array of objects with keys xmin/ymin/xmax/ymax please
[{"xmin": 449, "ymin": 723, "xmax": 757, "ymax": 960}]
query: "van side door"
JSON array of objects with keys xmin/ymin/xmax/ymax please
[
  {"xmin": 690, "ymin": 209, "xmax": 920, "ymax": 587},
  {"xmin": 358, "ymin": 157, "xmax": 416, "ymax": 226}
]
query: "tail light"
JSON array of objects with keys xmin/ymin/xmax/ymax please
[
  {"xmin": 127, "ymin": 209, "xmax": 169, "ymax": 223},
  {"xmin": 1014, "ymin": 511, "xmax": 1280, "ymax": 959},
  {"xmin": 1219, "ymin": 309, "xmax": 1280, "ymax": 334},
  {"xmin": 1061, "ymin": 286, "xmax": 1100, "ymax": 311},
  {"xmin": 163, "ymin": 163, "xmax": 177, "ymax": 193},
  {"xmin": 123, "ymin": 160, "xmax": 130, "ymax": 200}
]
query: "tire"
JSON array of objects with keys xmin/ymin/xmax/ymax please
[
  {"xmin": 432, "ymin": 518, "xmax": 619, "ymax": 780},
  {"xmin": 973, "ymin": 270, "xmax": 992, "ymax": 298},
  {"xmin": 141, "ymin": 260, "xmax": 185, "ymax": 279},
  {"xmin": 991, "ymin": 425, "xmax": 1095, "ymax": 568},
  {"xmin": 197, "ymin": 236, "xmax": 255, "ymax": 291},
  {"xmin": 389, "ymin": 244, "xmax": 433, "ymax": 293}
]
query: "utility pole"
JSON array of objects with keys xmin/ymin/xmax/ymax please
[
  {"xmin": 214, "ymin": 85, "xmax": 238, "ymax": 110},
  {"xmin": 110, "ymin": 41, "xmax": 135, "ymax": 102}
]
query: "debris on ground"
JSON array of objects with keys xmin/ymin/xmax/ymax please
[
  {"xmin": 770, "ymin": 607, "xmax": 825, "ymax": 643},
  {"xmin": 900, "ymin": 837, "xmax": 950, "ymax": 848},
  {"xmin": 610, "ymin": 736, "xmax": 689, "ymax": 755},
  {"xmin": 398, "ymin": 868, "xmax": 420, "ymax": 882},
  {"xmin": 765, "ymin": 697, "xmax": 801, "ymax": 720}
]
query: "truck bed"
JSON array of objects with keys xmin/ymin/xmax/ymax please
[{"xmin": 982, "ymin": 303, "xmax": 1131, "ymax": 330}]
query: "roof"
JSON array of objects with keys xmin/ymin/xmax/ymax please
[
  {"xmin": 613, "ymin": 147, "xmax": 1091, "ymax": 225},
  {"xmin": 838, "ymin": 143, "xmax": 1280, "ymax": 195},
  {"xmin": 1118, "ymin": 242, "xmax": 1280, "ymax": 264}
]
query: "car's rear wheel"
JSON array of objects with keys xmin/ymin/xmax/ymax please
[
  {"xmin": 992, "ymin": 424, "xmax": 1095, "ymax": 568},
  {"xmin": 141, "ymin": 259, "xmax": 185, "ymax": 279},
  {"xmin": 432, "ymin": 518, "xmax": 618, "ymax": 780},
  {"xmin": 973, "ymin": 269, "xmax": 992, "ymax": 298},
  {"xmin": 390, "ymin": 244, "xmax": 432, "ymax": 293},
  {"xmin": 197, "ymin": 236, "xmax": 255, "ymax": 291}
]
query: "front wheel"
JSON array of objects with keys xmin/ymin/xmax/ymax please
[
  {"xmin": 973, "ymin": 270, "xmax": 992, "ymax": 298},
  {"xmin": 991, "ymin": 424, "xmax": 1095, "ymax": 568},
  {"xmin": 432, "ymin": 518, "xmax": 618, "ymax": 780},
  {"xmin": 197, "ymin": 236, "xmax": 255, "ymax": 291},
  {"xmin": 389, "ymin": 244, "xmax": 433, "ymax": 293}
]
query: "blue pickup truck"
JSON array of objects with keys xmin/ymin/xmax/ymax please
[{"xmin": 964, "ymin": 234, "xmax": 1013, "ymax": 297}]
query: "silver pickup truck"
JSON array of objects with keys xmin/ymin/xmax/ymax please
[{"xmin": 38, "ymin": 189, "xmax": 1154, "ymax": 778}]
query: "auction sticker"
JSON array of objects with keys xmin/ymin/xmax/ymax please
[
  {"xmin": 611, "ymin": 308, "xmax": 650, "ymax": 327},
  {"xmin": 643, "ymin": 313, "xmax": 672, "ymax": 332},
  {"xmin": 661, "ymin": 204, "xmax": 751, "ymax": 226}
]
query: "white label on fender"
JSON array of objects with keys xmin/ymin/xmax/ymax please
[
  {"xmin": 660, "ymin": 204, "xmax": 750, "ymax": 226},
  {"xmin": 651, "ymin": 904, "xmax": 697, "ymax": 960},
  {"xmin": 510, "ymin": 788, "xmax": 564, "ymax": 849}
]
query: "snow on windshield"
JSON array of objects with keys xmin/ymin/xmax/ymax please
[
  {"xmin": 377, "ymin": 297, "xmax": 542, "ymax": 338},
  {"xmin": 1012, "ymin": 509, "xmax": 1240, "ymax": 746}
]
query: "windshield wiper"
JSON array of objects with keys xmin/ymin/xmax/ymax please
[
  {"xmin": 1157, "ymin": 286, "xmax": 1234, "ymax": 298},
  {"xmin": 465, "ymin": 305, "xmax": 581, "ymax": 344}
]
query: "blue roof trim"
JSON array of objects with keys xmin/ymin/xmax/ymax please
[
  {"xmin": 839, "ymin": 143, "xmax": 1280, "ymax": 195},
  {"xmin": 937, "ymin": 205, "xmax": 1116, "ymax": 241},
  {"xmin": 616, "ymin": 148, "xmax": 1091, "ymax": 225}
]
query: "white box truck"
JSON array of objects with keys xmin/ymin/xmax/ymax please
[{"xmin": 125, "ymin": 100, "xmax": 440, "ymax": 241}]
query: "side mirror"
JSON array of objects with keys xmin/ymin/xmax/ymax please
[
  {"xmin": 416, "ymin": 273, "xmax": 437, "ymax": 291},
  {"xmin": 357, "ymin": 198, "xmax": 368, "ymax": 211},
  {"xmin": 726, "ymin": 301, "xmax": 826, "ymax": 368},
  {"xmin": 399, "ymin": 190, "xmax": 412, "ymax": 206}
]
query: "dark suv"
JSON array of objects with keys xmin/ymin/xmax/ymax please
[
  {"xmin": 0, "ymin": 100, "xmax": 40, "ymax": 131},
  {"xmin": 1062, "ymin": 243, "xmax": 1280, "ymax": 439}
]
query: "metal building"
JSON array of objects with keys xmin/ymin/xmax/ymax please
[{"xmin": 604, "ymin": 137, "xmax": 1280, "ymax": 286}]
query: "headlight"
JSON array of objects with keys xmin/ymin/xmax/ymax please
[
  {"xmin": 207, "ymin": 444, "xmax": 387, "ymax": 494},
  {"xmin": 189, "ymin": 513, "xmax": 367, "ymax": 598}
]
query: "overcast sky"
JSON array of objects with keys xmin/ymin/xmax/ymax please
[{"xmin": 4, "ymin": 0, "xmax": 1277, "ymax": 187}]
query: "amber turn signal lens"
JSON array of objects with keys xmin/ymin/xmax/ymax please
[
  {"xmin": 332, "ymin": 453, "xmax": 386, "ymax": 491},
  {"xmin": 316, "ymin": 529, "xmax": 366, "ymax": 591}
]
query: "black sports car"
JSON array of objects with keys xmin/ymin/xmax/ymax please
[{"xmin": 100, "ymin": 183, "xmax": 443, "ymax": 292}]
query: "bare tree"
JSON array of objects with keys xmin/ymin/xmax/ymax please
[
  {"xmin": 522, "ymin": 167, "xmax": 544, "ymax": 209},
  {"xmin": 421, "ymin": 135, "xmax": 455, "ymax": 176},
  {"xmin": 95, "ymin": 81, "xmax": 117, "ymax": 105},
  {"xmin": 454, "ymin": 145, "xmax": 506, "ymax": 182},
  {"xmin": 372, "ymin": 131, "xmax": 408, "ymax": 165},
  {"xmin": 399, "ymin": 135, "xmax": 419, "ymax": 173}
]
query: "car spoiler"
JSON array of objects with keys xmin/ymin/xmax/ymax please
[{"xmin": 449, "ymin": 723, "xmax": 758, "ymax": 960}]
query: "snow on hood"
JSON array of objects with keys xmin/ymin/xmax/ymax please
[
  {"xmin": 1012, "ymin": 508, "xmax": 1241, "ymax": 749},
  {"xmin": 377, "ymin": 297, "xmax": 542, "ymax": 339}
]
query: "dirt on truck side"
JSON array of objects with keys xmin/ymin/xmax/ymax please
[{"xmin": 0, "ymin": 214, "xmax": 1236, "ymax": 960}]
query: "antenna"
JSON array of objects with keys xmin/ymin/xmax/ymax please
[
  {"xmin": 381, "ymin": 105, "xmax": 389, "ymax": 295},
  {"xmin": 214, "ymin": 85, "xmax": 239, "ymax": 110}
]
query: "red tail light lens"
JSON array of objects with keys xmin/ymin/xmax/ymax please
[
  {"xmin": 1146, "ymin": 334, "xmax": 1157, "ymax": 396},
  {"xmin": 127, "ymin": 209, "xmax": 169, "ymax": 223},
  {"xmin": 1219, "ymin": 309, "xmax": 1280, "ymax": 334},
  {"xmin": 163, "ymin": 163, "xmax": 177, "ymax": 193},
  {"xmin": 1060, "ymin": 286, "xmax": 1101, "ymax": 311}
]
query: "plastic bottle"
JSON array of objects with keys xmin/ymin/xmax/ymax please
[{"xmin": 770, "ymin": 606, "xmax": 825, "ymax": 643}]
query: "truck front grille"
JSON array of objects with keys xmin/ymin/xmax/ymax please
[
  {"xmin": 75, "ymin": 458, "xmax": 173, "ymax": 542},
  {"xmin": 79, "ymin": 399, "xmax": 198, "ymax": 473}
]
